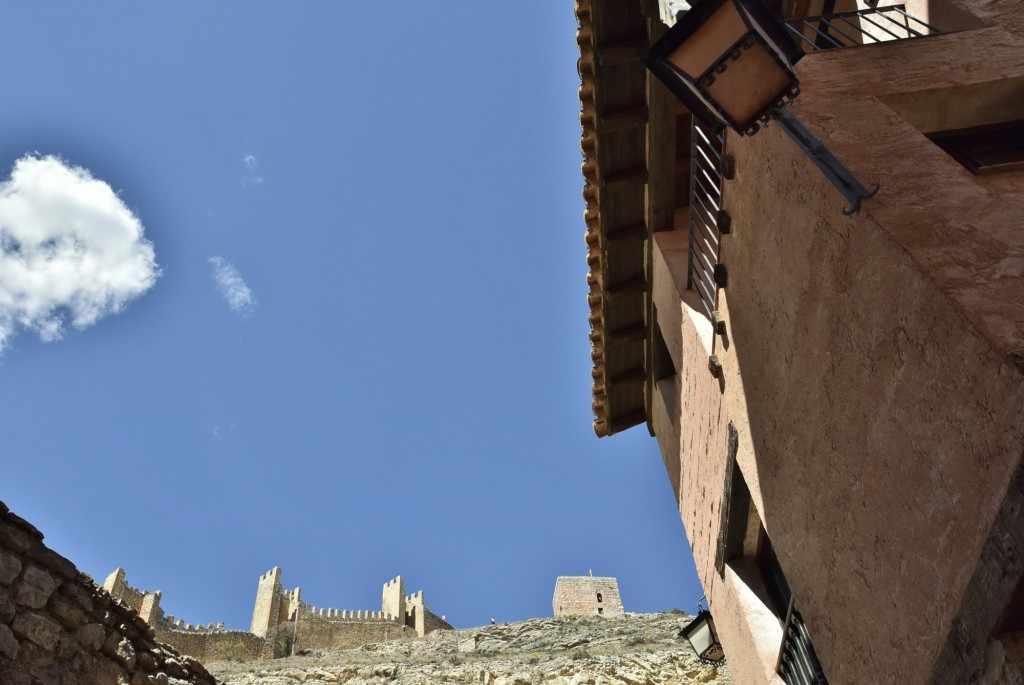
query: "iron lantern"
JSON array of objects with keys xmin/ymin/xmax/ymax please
[
  {"xmin": 679, "ymin": 609, "xmax": 726, "ymax": 663},
  {"xmin": 643, "ymin": 0, "xmax": 803, "ymax": 135},
  {"xmin": 643, "ymin": 0, "xmax": 879, "ymax": 214}
]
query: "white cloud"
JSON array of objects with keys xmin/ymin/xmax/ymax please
[
  {"xmin": 209, "ymin": 256, "xmax": 257, "ymax": 317},
  {"xmin": 241, "ymin": 154, "xmax": 263, "ymax": 187},
  {"xmin": 0, "ymin": 154, "xmax": 159, "ymax": 351}
]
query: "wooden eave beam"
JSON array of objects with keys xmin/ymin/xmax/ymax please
[
  {"xmin": 606, "ymin": 222, "xmax": 647, "ymax": 248},
  {"xmin": 597, "ymin": 39, "xmax": 647, "ymax": 66},
  {"xmin": 600, "ymin": 105, "xmax": 649, "ymax": 134},
  {"xmin": 610, "ymin": 367, "xmax": 646, "ymax": 386},
  {"xmin": 607, "ymin": 276, "xmax": 647, "ymax": 300},
  {"xmin": 607, "ymin": 323, "xmax": 647, "ymax": 346},
  {"xmin": 602, "ymin": 167, "xmax": 648, "ymax": 193},
  {"xmin": 609, "ymin": 410, "xmax": 647, "ymax": 434}
]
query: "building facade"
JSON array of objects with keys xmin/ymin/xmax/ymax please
[{"xmin": 577, "ymin": 0, "xmax": 1023, "ymax": 683}]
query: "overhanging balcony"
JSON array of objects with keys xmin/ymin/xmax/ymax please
[{"xmin": 783, "ymin": 4, "xmax": 941, "ymax": 51}]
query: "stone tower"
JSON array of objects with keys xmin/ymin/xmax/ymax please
[
  {"xmin": 552, "ymin": 576, "xmax": 624, "ymax": 617},
  {"xmin": 382, "ymin": 576, "xmax": 406, "ymax": 622},
  {"xmin": 102, "ymin": 568, "xmax": 127, "ymax": 598},
  {"xmin": 251, "ymin": 567, "xmax": 283, "ymax": 637}
]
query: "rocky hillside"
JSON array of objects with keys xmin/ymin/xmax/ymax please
[{"xmin": 208, "ymin": 612, "xmax": 731, "ymax": 685}]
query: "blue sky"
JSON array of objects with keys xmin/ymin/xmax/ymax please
[{"xmin": 0, "ymin": 3, "xmax": 702, "ymax": 630}]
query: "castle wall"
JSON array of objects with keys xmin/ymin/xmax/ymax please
[
  {"xmin": 99, "ymin": 565, "xmax": 451, "ymax": 664},
  {"xmin": 101, "ymin": 567, "xmax": 145, "ymax": 613},
  {"xmin": 407, "ymin": 590, "xmax": 425, "ymax": 635},
  {"xmin": 0, "ymin": 500, "xmax": 216, "ymax": 685},
  {"xmin": 139, "ymin": 590, "xmax": 162, "ymax": 625},
  {"xmin": 421, "ymin": 606, "xmax": 452, "ymax": 635},
  {"xmin": 552, "ymin": 577, "xmax": 624, "ymax": 617},
  {"xmin": 158, "ymin": 627, "xmax": 266, "ymax": 662},
  {"xmin": 288, "ymin": 615, "xmax": 412, "ymax": 653}
]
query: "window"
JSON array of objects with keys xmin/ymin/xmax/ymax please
[
  {"xmin": 928, "ymin": 121, "xmax": 1024, "ymax": 175},
  {"xmin": 598, "ymin": 607, "xmax": 604, "ymax": 615},
  {"xmin": 884, "ymin": 74, "xmax": 1024, "ymax": 177},
  {"xmin": 718, "ymin": 423, "xmax": 830, "ymax": 684},
  {"xmin": 597, "ymin": 593, "xmax": 603, "ymax": 603},
  {"xmin": 756, "ymin": 530, "xmax": 792, "ymax": 619}
]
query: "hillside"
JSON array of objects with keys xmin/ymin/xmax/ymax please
[{"xmin": 207, "ymin": 612, "xmax": 731, "ymax": 685}]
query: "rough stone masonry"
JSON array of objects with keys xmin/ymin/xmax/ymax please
[
  {"xmin": 0, "ymin": 499, "xmax": 217, "ymax": 685},
  {"xmin": 552, "ymin": 576, "xmax": 624, "ymax": 617}
]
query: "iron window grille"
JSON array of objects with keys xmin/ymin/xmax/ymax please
[
  {"xmin": 688, "ymin": 118, "xmax": 725, "ymax": 320},
  {"xmin": 778, "ymin": 606, "xmax": 830, "ymax": 685}
]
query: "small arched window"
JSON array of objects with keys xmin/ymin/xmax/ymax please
[{"xmin": 596, "ymin": 592, "xmax": 603, "ymax": 603}]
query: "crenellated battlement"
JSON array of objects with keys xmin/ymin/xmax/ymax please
[
  {"xmin": 104, "ymin": 566, "xmax": 452, "ymax": 663},
  {"xmin": 103, "ymin": 568, "xmax": 150, "ymax": 613},
  {"xmin": 165, "ymin": 619, "xmax": 228, "ymax": 634},
  {"xmin": 296, "ymin": 605, "xmax": 390, "ymax": 622}
]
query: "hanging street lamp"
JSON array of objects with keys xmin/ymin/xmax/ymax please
[
  {"xmin": 679, "ymin": 604, "xmax": 726, "ymax": 663},
  {"xmin": 643, "ymin": 0, "xmax": 878, "ymax": 214}
]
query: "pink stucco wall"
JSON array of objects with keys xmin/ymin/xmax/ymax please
[{"xmin": 651, "ymin": 3, "xmax": 1024, "ymax": 677}]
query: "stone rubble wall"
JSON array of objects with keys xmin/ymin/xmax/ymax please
[{"xmin": 0, "ymin": 499, "xmax": 218, "ymax": 685}]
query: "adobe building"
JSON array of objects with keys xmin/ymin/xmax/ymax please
[
  {"xmin": 104, "ymin": 566, "xmax": 451, "ymax": 661},
  {"xmin": 576, "ymin": 0, "xmax": 1023, "ymax": 683},
  {"xmin": 553, "ymin": 576, "xmax": 625, "ymax": 616}
]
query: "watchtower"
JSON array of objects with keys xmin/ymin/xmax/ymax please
[
  {"xmin": 382, "ymin": 576, "xmax": 406, "ymax": 622},
  {"xmin": 553, "ymin": 576, "xmax": 624, "ymax": 617},
  {"xmin": 251, "ymin": 567, "xmax": 283, "ymax": 637}
]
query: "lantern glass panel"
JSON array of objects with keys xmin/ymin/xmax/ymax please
[
  {"xmin": 687, "ymin": 620, "xmax": 715, "ymax": 655},
  {"xmin": 667, "ymin": 1, "xmax": 747, "ymax": 78},
  {"xmin": 645, "ymin": 0, "xmax": 805, "ymax": 134},
  {"xmin": 704, "ymin": 40, "xmax": 792, "ymax": 127}
]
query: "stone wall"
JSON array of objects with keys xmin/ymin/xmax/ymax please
[
  {"xmin": 0, "ymin": 499, "xmax": 217, "ymax": 684},
  {"xmin": 422, "ymin": 606, "xmax": 450, "ymax": 635},
  {"xmin": 159, "ymin": 629, "xmax": 266, "ymax": 663},
  {"xmin": 285, "ymin": 615, "xmax": 412, "ymax": 654},
  {"xmin": 552, "ymin": 577, "xmax": 624, "ymax": 617}
]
